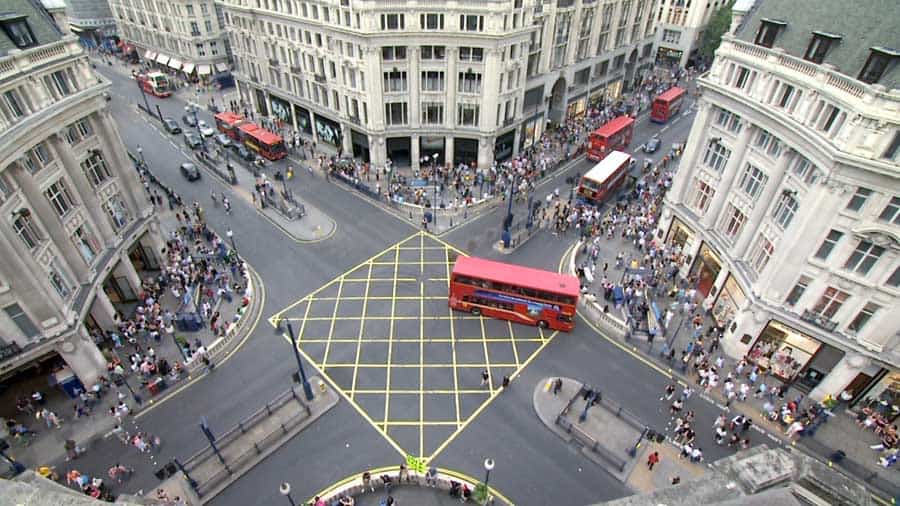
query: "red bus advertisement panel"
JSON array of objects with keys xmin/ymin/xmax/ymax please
[
  {"xmin": 650, "ymin": 86, "xmax": 686, "ymax": 123},
  {"xmin": 214, "ymin": 112, "xmax": 246, "ymax": 140},
  {"xmin": 449, "ymin": 256, "xmax": 579, "ymax": 332},
  {"xmin": 577, "ymin": 151, "xmax": 632, "ymax": 206},
  {"xmin": 587, "ymin": 115, "xmax": 634, "ymax": 161}
]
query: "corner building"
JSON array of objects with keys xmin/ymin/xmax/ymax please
[
  {"xmin": 0, "ymin": 0, "xmax": 164, "ymax": 388},
  {"xmin": 220, "ymin": 0, "xmax": 657, "ymax": 170},
  {"xmin": 656, "ymin": 0, "xmax": 900, "ymax": 407}
]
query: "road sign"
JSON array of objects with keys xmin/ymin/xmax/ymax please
[{"xmin": 405, "ymin": 454, "xmax": 427, "ymax": 473}]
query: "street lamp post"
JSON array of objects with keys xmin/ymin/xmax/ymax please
[
  {"xmin": 286, "ymin": 322, "xmax": 315, "ymax": 401},
  {"xmin": 279, "ymin": 482, "xmax": 296, "ymax": 506},
  {"xmin": 137, "ymin": 146, "xmax": 146, "ymax": 166},
  {"xmin": 482, "ymin": 458, "xmax": 495, "ymax": 504},
  {"xmin": 501, "ymin": 176, "xmax": 516, "ymax": 248},
  {"xmin": 136, "ymin": 78, "xmax": 151, "ymax": 115},
  {"xmin": 226, "ymin": 229, "xmax": 236, "ymax": 252}
]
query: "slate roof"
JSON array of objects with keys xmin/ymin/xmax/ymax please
[
  {"xmin": 733, "ymin": 0, "xmax": 900, "ymax": 90},
  {"xmin": 0, "ymin": 0, "xmax": 63, "ymax": 57}
]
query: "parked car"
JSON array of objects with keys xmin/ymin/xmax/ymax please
[
  {"xmin": 198, "ymin": 120, "xmax": 215, "ymax": 138},
  {"xmin": 643, "ymin": 135, "xmax": 661, "ymax": 153},
  {"xmin": 162, "ymin": 117, "xmax": 181, "ymax": 134},
  {"xmin": 231, "ymin": 143, "xmax": 257, "ymax": 162},
  {"xmin": 180, "ymin": 162, "xmax": 201, "ymax": 181},
  {"xmin": 182, "ymin": 114, "xmax": 197, "ymax": 127},
  {"xmin": 214, "ymin": 133, "xmax": 231, "ymax": 148},
  {"xmin": 183, "ymin": 132, "xmax": 202, "ymax": 150}
]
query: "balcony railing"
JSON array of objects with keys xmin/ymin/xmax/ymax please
[
  {"xmin": 314, "ymin": 74, "xmax": 326, "ymax": 83},
  {"xmin": 801, "ymin": 310, "xmax": 838, "ymax": 332},
  {"xmin": 0, "ymin": 342, "xmax": 22, "ymax": 361}
]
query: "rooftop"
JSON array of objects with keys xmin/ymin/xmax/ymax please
[{"xmin": 0, "ymin": 0, "xmax": 63, "ymax": 58}]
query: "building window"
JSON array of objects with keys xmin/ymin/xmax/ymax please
[
  {"xmin": 714, "ymin": 108, "xmax": 742, "ymax": 133},
  {"xmin": 702, "ymin": 141, "xmax": 730, "ymax": 171},
  {"xmin": 848, "ymin": 303, "xmax": 879, "ymax": 333},
  {"xmin": 721, "ymin": 204, "xmax": 746, "ymax": 239},
  {"xmin": 551, "ymin": 13, "xmax": 572, "ymax": 67},
  {"xmin": 772, "ymin": 192, "xmax": 799, "ymax": 229},
  {"xmin": 0, "ymin": 18, "xmax": 37, "ymax": 49},
  {"xmin": 754, "ymin": 129, "xmax": 781, "ymax": 157},
  {"xmin": 734, "ymin": 67, "xmax": 752, "ymax": 89},
  {"xmin": 878, "ymin": 196, "xmax": 900, "ymax": 225},
  {"xmin": 458, "ymin": 47, "xmax": 484, "ymax": 62},
  {"xmin": 380, "ymin": 13, "xmax": 405, "ymax": 30},
  {"xmin": 72, "ymin": 225, "xmax": 99, "ymax": 264},
  {"xmin": 843, "ymin": 240, "xmax": 884, "ymax": 276},
  {"xmin": 858, "ymin": 48, "xmax": 897, "ymax": 85},
  {"xmin": 13, "ymin": 213, "xmax": 41, "ymax": 249},
  {"xmin": 382, "ymin": 70, "xmax": 407, "ymax": 93},
  {"xmin": 458, "ymin": 72, "xmax": 482, "ymax": 94},
  {"xmin": 21, "ymin": 142, "xmax": 53, "ymax": 174},
  {"xmin": 45, "ymin": 70, "xmax": 73, "ymax": 97},
  {"xmin": 4, "ymin": 303, "xmax": 38, "ymax": 338},
  {"xmin": 420, "ymin": 13, "xmax": 444, "ymax": 30},
  {"xmin": 814, "ymin": 230, "xmax": 843, "ymax": 260},
  {"xmin": 785, "ymin": 275, "xmax": 811, "ymax": 306},
  {"xmin": 421, "ymin": 102, "xmax": 443, "ymax": 124},
  {"xmin": 691, "ymin": 179, "xmax": 715, "ymax": 214},
  {"xmin": 846, "ymin": 187, "xmax": 872, "ymax": 211},
  {"xmin": 737, "ymin": 164, "xmax": 768, "ymax": 199},
  {"xmin": 804, "ymin": 32, "xmax": 839, "ymax": 64},
  {"xmin": 662, "ymin": 29, "xmax": 681, "ymax": 44},
  {"xmin": 460, "ymin": 14, "xmax": 484, "ymax": 32},
  {"xmin": 103, "ymin": 194, "xmax": 131, "ymax": 231},
  {"xmin": 791, "ymin": 156, "xmax": 820, "ymax": 185},
  {"xmin": 44, "ymin": 179, "xmax": 77, "ymax": 218},
  {"xmin": 48, "ymin": 261, "xmax": 71, "ymax": 299},
  {"xmin": 754, "ymin": 19, "xmax": 784, "ymax": 48},
  {"xmin": 421, "ymin": 71, "xmax": 444, "ymax": 92},
  {"xmin": 2, "ymin": 89, "xmax": 26, "ymax": 119},
  {"xmin": 812, "ymin": 287, "xmax": 849, "ymax": 319},
  {"xmin": 384, "ymin": 102, "xmax": 408, "ymax": 125},
  {"xmin": 64, "ymin": 118, "xmax": 93, "ymax": 145},
  {"xmin": 457, "ymin": 103, "xmax": 480, "ymax": 126},
  {"xmin": 81, "ymin": 152, "xmax": 112, "ymax": 187},
  {"xmin": 887, "ymin": 266, "xmax": 900, "ymax": 288},
  {"xmin": 748, "ymin": 235, "xmax": 775, "ymax": 274},
  {"xmin": 883, "ymin": 131, "xmax": 900, "ymax": 161},
  {"xmin": 421, "ymin": 45, "xmax": 446, "ymax": 60},
  {"xmin": 381, "ymin": 46, "xmax": 407, "ymax": 61}
]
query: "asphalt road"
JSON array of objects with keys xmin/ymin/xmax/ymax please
[{"xmin": 79, "ymin": 61, "xmax": 731, "ymax": 506}]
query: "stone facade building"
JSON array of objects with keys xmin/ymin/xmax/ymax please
[
  {"xmin": 651, "ymin": 0, "xmax": 727, "ymax": 67},
  {"xmin": 220, "ymin": 0, "xmax": 657, "ymax": 169},
  {"xmin": 0, "ymin": 0, "xmax": 163, "ymax": 387},
  {"xmin": 656, "ymin": 0, "xmax": 900, "ymax": 403}
]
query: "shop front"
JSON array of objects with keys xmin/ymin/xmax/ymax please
[
  {"xmin": 386, "ymin": 137, "xmax": 411, "ymax": 167},
  {"xmin": 494, "ymin": 130, "xmax": 515, "ymax": 162},
  {"xmin": 858, "ymin": 371, "xmax": 900, "ymax": 421},
  {"xmin": 293, "ymin": 104, "xmax": 313, "ymax": 136},
  {"xmin": 746, "ymin": 321, "xmax": 820, "ymax": 382},
  {"xmin": 454, "ymin": 137, "xmax": 478, "ymax": 167},
  {"xmin": 420, "ymin": 136, "xmax": 445, "ymax": 166},
  {"xmin": 666, "ymin": 216, "xmax": 694, "ymax": 251},
  {"xmin": 352, "ymin": 130, "xmax": 371, "ymax": 162},
  {"xmin": 566, "ymin": 94, "xmax": 587, "ymax": 119},
  {"xmin": 269, "ymin": 94, "xmax": 292, "ymax": 128},
  {"xmin": 520, "ymin": 114, "xmax": 544, "ymax": 150},
  {"xmin": 689, "ymin": 242, "xmax": 722, "ymax": 297},
  {"xmin": 314, "ymin": 113, "xmax": 342, "ymax": 148},
  {"xmin": 589, "ymin": 86, "xmax": 606, "ymax": 109},
  {"xmin": 656, "ymin": 46, "xmax": 684, "ymax": 66},
  {"xmin": 254, "ymin": 88, "xmax": 269, "ymax": 116},
  {"xmin": 604, "ymin": 79, "xmax": 623, "ymax": 102},
  {"xmin": 711, "ymin": 274, "xmax": 745, "ymax": 328}
]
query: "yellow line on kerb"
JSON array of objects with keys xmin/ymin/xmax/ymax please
[
  {"xmin": 447, "ymin": 244, "xmax": 462, "ymax": 428},
  {"xmin": 382, "ymin": 243, "xmax": 400, "ymax": 430},
  {"xmin": 349, "ymin": 260, "xmax": 374, "ymax": 400}
]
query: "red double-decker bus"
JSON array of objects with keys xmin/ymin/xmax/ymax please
[
  {"xmin": 238, "ymin": 123, "xmax": 287, "ymax": 161},
  {"xmin": 650, "ymin": 86, "xmax": 686, "ymax": 123},
  {"xmin": 587, "ymin": 115, "xmax": 634, "ymax": 161},
  {"xmin": 449, "ymin": 256, "xmax": 579, "ymax": 331},
  {"xmin": 577, "ymin": 151, "xmax": 632, "ymax": 206},
  {"xmin": 214, "ymin": 111, "xmax": 246, "ymax": 141}
]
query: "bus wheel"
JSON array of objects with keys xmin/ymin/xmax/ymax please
[
  {"xmin": 538, "ymin": 320, "xmax": 548, "ymax": 329},
  {"xmin": 471, "ymin": 308, "xmax": 481, "ymax": 316}
]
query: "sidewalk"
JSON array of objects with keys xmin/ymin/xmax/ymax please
[
  {"xmin": 565, "ymin": 168, "xmax": 900, "ymax": 497},
  {"xmin": 1, "ymin": 166, "xmax": 265, "ymax": 471}
]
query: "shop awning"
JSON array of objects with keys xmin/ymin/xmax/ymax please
[
  {"xmin": 182, "ymin": 62, "xmax": 196, "ymax": 74},
  {"xmin": 168, "ymin": 58, "xmax": 182, "ymax": 70},
  {"xmin": 155, "ymin": 53, "xmax": 170, "ymax": 65},
  {"xmin": 214, "ymin": 62, "xmax": 229, "ymax": 73},
  {"xmin": 197, "ymin": 64, "xmax": 212, "ymax": 75},
  {"xmin": 145, "ymin": 50, "xmax": 157, "ymax": 60}
]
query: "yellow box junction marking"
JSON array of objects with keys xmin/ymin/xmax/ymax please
[{"xmin": 269, "ymin": 231, "xmax": 560, "ymax": 461}]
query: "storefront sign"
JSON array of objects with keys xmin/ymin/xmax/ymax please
[
  {"xmin": 314, "ymin": 113, "xmax": 342, "ymax": 147},
  {"xmin": 269, "ymin": 94, "xmax": 292, "ymax": 124}
]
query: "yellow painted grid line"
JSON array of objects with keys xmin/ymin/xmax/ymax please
[
  {"xmin": 370, "ymin": 261, "xmax": 458, "ymax": 265},
  {"xmin": 381, "ymin": 421, "xmax": 461, "ymax": 426},
  {"xmin": 446, "ymin": 245, "xmax": 461, "ymax": 428},
  {"xmin": 295, "ymin": 338, "xmax": 545, "ymax": 344},
  {"xmin": 349, "ymin": 260, "xmax": 375, "ymax": 400},
  {"xmin": 312, "ymin": 363, "xmax": 521, "ymax": 368},
  {"xmin": 307, "ymin": 296, "xmax": 448, "ymax": 301},
  {"xmin": 296, "ymin": 298, "xmax": 313, "ymax": 345},
  {"xmin": 340, "ymin": 278, "xmax": 417, "ymax": 282},
  {"xmin": 508, "ymin": 321, "xmax": 521, "ymax": 369},
  {"xmin": 321, "ymin": 275, "xmax": 346, "ymax": 369},
  {"xmin": 355, "ymin": 389, "xmax": 493, "ymax": 395},
  {"xmin": 382, "ymin": 244, "xmax": 400, "ymax": 429},
  {"xmin": 419, "ymin": 232, "xmax": 425, "ymax": 457},
  {"xmin": 281, "ymin": 316, "xmax": 487, "ymax": 321},
  {"xmin": 479, "ymin": 315, "xmax": 493, "ymax": 395}
]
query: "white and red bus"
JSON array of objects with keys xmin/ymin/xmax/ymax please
[
  {"xmin": 136, "ymin": 71, "xmax": 171, "ymax": 98},
  {"xmin": 449, "ymin": 256, "xmax": 579, "ymax": 332},
  {"xmin": 577, "ymin": 150, "xmax": 632, "ymax": 206},
  {"xmin": 650, "ymin": 86, "xmax": 686, "ymax": 124},
  {"xmin": 586, "ymin": 115, "xmax": 634, "ymax": 161}
]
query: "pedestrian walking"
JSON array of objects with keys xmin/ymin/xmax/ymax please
[
  {"xmin": 552, "ymin": 378, "xmax": 563, "ymax": 395},
  {"xmin": 661, "ymin": 383, "xmax": 676, "ymax": 401},
  {"xmin": 480, "ymin": 369, "xmax": 490, "ymax": 386},
  {"xmin": 362, "ymin": 471, "xmax": 375, "ymax": 492},
  {"xmin": 424, "ymin": 465, "xmax": 438, "ymax": 487},
  {"xmin": 646, "ymin": 451, "xmax": 660, "ymax": 470}
]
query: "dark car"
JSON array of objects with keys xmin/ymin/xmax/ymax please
[
  {"xmin": 182, "ymin": 114, "xmax": 197, "ymax": 127},
  {"xmin": 180, "ymin": 162, "xmax": 201, "ymax": 181},
  {"xmin": 162, "ymin": 118, "xmax": 182, "ymax": 134},
  {"xmin": 183, "ymin": 132, "xmax": 202, "ymax": 150},
  {"xmin": 643, "ymin": 136, "xmax": 661, "ymax": 153},
  {"xmin": 214, "ymin": 133, "xmax": 231, "ymax": 148},
  {"xmin": 231, "ymin": 143, "xmax": 256, "ymax": 162}
]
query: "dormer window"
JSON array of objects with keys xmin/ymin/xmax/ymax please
[
  {"xmin": 858, "ymin": 47, "xmax": 899, "ymax": 85},
  {"xmin": 754, "ymin": 19, "xmax": 786, "ymax": 48},
  {"xmin": 804, "ymin": 31, "xmax": 841, "ymax": 64},
  {"xmin": 0, "ymin": 16, "xmax": 37, "ymax": 49}
]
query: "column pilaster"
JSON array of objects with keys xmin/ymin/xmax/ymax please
[{"xmin": 700, "ymin": 124, "xmax": 754, "ymax": 230}]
